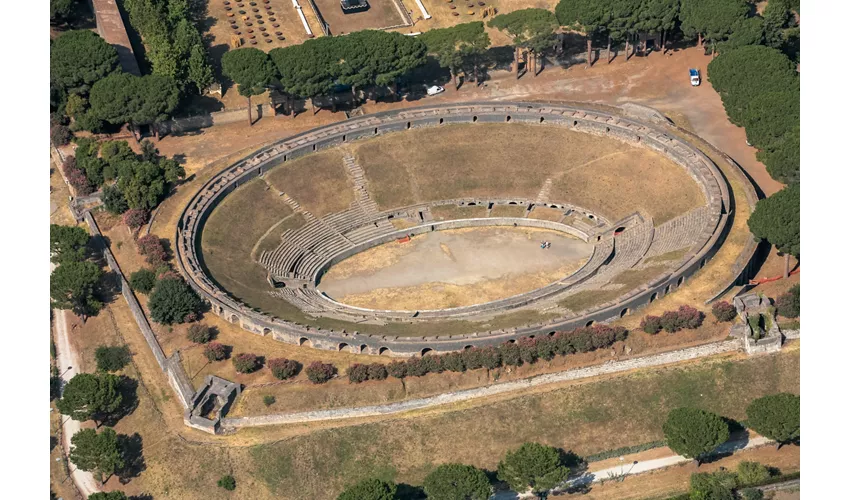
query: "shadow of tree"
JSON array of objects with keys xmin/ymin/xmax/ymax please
[
  {"xmin": 101, "ymin": 376, "xmax": 139, "ymax": 427},
  {"xmin": 396, "ymin": 483, "xmax": 426, "ymax": 500},
  {"xmin": 117, "ymin": 432, "xmax": 146, "ymax": 484}
]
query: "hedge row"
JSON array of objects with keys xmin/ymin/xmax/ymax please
[
  {"xmin": 641, "ymin": 305, "xmax": 705, "ymax": 334},
  {"xmin": 370, "ymin": 325, "xmax": 628, "ymax": 382}
]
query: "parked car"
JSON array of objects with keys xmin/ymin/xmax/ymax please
[
  {"xmin": 689, "ymin": 68, "xmax": 700, "ymax": 86},
  {"xmin": 426, "ymin": 85, "xmax": 445, "ymax": 96}
]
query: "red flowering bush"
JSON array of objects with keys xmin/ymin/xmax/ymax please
[
  {"xmin": 306, "ymin": 361, "xmax": 336, "ymax": 384},
  {"xmin": 204, "ymin": 342, "xmax": 227, "ymax": 362},
  {"xmin": 268, "ymin": 358, "xmax": 301, "ymax": 380},
  {"xmin": 232, "ymin": 353, "xmax": 261, "ymax": 374},
  {"xmin": 137, "ymin": 235, "xmax": 167, "ymax": 266},
  {"xmin": 123, "ymin": 209, "xmax": 149, "ymax": 230}
]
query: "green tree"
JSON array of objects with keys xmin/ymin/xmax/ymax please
[
  {"xmin": 757, "ymin": 131, "xmax": 799, "ymax": 184},
  {"xmin": 489, "ymin": 9, "xmax": 559, "ymax": 77},
  {"xmin": 129, "ymin": 269, "xmax": 157, "ymax": 294},
  {"xmin": 218, "ymin": 475, "xmax": 236, "ymax": 491},
  {"xmin": 748, "ymin": 184, "xmax": 800, "ymax": 276},
  {"xmin": 95, "ymin": 346, "xmax": 131, "ymax": 372},
  {"xmin": 741, "ymin": 89, "xmax": 799, "ymax": 152},
  {"xmin": 679, "ymin": 0, "xmax": 749, "ymax": 52},
  {"xmin": 736, "ymin": 461, "xmax": 772, "ymax": 486},
  {"xmin": 746, "ymin": 393, "xmax": 800, "ymax": 448},
  {"xmin": 50, "ymin": 224, "xmax": 89, "ymax": 263},
  {"xmin": 51, "ymin": 0, "xmax": 75, "ymax": 23},
  {"xmin": 763, "ymin": 0, "xmax": 791, "ymax": 49},
  {"xmin": 188, "ymin": 45, "xmax": 214, "ymax": 94},
  {"xmin": 419, "ymin": 22, "xmax": 491, "ymax": 88},
  {"xmin": 497, "ymin": 442, "xmax": 570, "ymax": 497},
  {"xmin": 57, "ymin": 373, "xmax": 123, "ymax": 426},
  {"xmin": 663, "ymin": 408, "xmax": 729, "ymax": 465},
  {"xmin": 51, "ymin": 30, "xmax": 119, "ymax": 95},
  {"xmin": 718, "ymin": 16, "xmax": 765, "ymax": 53},
  {"xmin": 221, "ymin": 48, "xmax": 277, "ymax": 125},
  {"xmin": 69, "ymin": 427, "xmax": 125, "ymax": 485},
  {"xmin": 337, "ymin": 478, "xmax": 397, "ymax": 500},
  {"xmin": 102, "ymin": 184, "xmax": 130, "ymax": 215},
  {"xmin": 148, "ymin": 277, "xmax": 202, "ymax": 324},
  {"xmin": 634, "ymin": 0, "xmax": 680, "ymax": 54},
  {"xmin": 88, "ymin": 491, "xmax": 128, "ymax": 500},
  {"xmin": 50, "ymin": 260, "xmax": 103, "ymax": 319},
  {"xmin": 424, "ymin": 463, "xmax": 493, "ymax": 500},
  {"xmin": 689, "ymin": 470, "xmax": 737, "ymax": 500},
  {"xmin": 90, "ymin": 73, "xmax": 179, "ymax": 138}
]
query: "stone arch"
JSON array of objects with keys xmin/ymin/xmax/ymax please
[
  {"xmin": 379, "ymin": 347, "xmax": 392, "ymax": 356},
  {"xmin": 262, "ymin": 328, "xmax": 271, "ymax": 336},
  {"xmin": 620, "ymin": 308, "xmax": 629, "ymax": 318},
  {"xmin": 421, "ymin": 348, "xmax": 433, "ymax": 357},
  {"xmin": 585, "ymin": 320, "xmax": 594, "ymax": 327},
  {"xmin": 338, "ymin": 343, "xmax": 350, "ymax": 352},
  {"xmin": 472, "ymin": 116, "xmax": 478, "ymax": 122},
  {"xmin": 506, "ymin": 115, "xmax": 512, "ymax": 122},
  {"xmin": 665, "ymin": 284, "xmax": 671, "ymax": 294},
  {"xmin": 230, "ymin": 314, "xmax": 239, "ymax": 324},
  {"xmin": 463, "ymin": 345, "xmax": 473, "ymax": 350},
  {"xmin": 677, "ymin": 276, "xmax": 685, "ymax": 287},
  {"xmin": 650, "ymin": 292, "xmax": 658, "ymax": 303},
  {"xmin": 439, "ymin": 118, "xmax": 444, "ymax": 125},
  {"xmin": 548, "ymin": 331, "xmax": 556, "ymax": 336},
  {"xmin": 299, "ymin": 337, "xmax": 312, "ymax": 347},
  {"xmin": 539, "ymin": 116, "xmax": 545, "ymax": 123},
  {"xmin": 406, "ymin": 121, "xmax": 411, "ymax": 129}
]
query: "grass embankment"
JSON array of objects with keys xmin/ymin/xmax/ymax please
[{"xmin": 242, "ymin": 346, "xmax": 799, "ymax": 499}]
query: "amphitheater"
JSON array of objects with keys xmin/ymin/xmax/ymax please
[{"xmin": 176, "ymin": 102, "xmax": 744, "ymax": 357}]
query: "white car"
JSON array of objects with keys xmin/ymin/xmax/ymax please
[{"xmin": 426, "ymin": 85, "xmax": 445, "ymax": 96}]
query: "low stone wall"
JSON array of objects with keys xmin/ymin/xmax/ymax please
[
  {"xmin": 221, "ymin": 339, "xmax": 741, "ymax": 428},
  {"xmin": 175, "ymin": 102, "xmax": 736, "ymax": 356},
  {"xmin": 83, "ymin": 212, "xmax": 194, "ymax": 409},
  {"xmin": 159, "ymin": 104, "xmax": 274, "ymax": 135},
  {"xmin": 90, "ymin": 0, "xmax": 141, "ymax": 76}
]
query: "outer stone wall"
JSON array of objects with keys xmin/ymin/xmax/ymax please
[{"xmin": 175, "ymin": 102, "xmax": 743, "ymax": 357}]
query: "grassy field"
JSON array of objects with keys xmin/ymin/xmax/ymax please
[
  {"xmin": 355, "ymin": 124, "xmax": 633, "ymax": 210},
  {"xmin": 430, "ymin": 204, "xmax": 488, "ymax": 220},
  {"xmin": 242, "ymin": 346, "xmax": 799, "ymax": 499},
  {"xmin": 264, "ymin": 148, "xmax": 353, "ymax": 218},
  {"xmin": 558, "ymin": 265, "xmax": 671, "ymax": 313},
  {"xmin": 550, "ymin": 148, "xmax": 705, "ymax": 224}
]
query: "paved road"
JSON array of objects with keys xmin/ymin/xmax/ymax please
[
  {"xmin": 492, "ymin": 436, "xmax": 772, "ymax": 499},
  {"xmin": 52, "ymin": 261, "xmax": 101, "ymax": 497}
]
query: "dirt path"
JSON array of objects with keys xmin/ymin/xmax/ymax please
[{"xmin": 52, "ymin": 262, "xmax": 101, "ymax": 498}]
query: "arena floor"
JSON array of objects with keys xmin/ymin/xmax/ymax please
[{"xmin": 317, "ymin": 226, "xmax": 593, "ymax": 310}]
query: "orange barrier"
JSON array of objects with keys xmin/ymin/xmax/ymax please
[
  {"xmin": 397, "ymin": 235, "xmax": 411, "ymax": 243},
  {"xmin": 749, "ymin": 267, "xmax": 800, "ymax": 285}
]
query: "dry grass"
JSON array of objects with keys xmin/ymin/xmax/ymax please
[
  {"xmin": 355, "ymin": 124, "xmax": 631, "ymax": 210},
  {"xmin": 254, "ymin": 213, "xmax": 308, "ymax": 256},
  {"xmin": 558, "ymin": 265, "xmax": 670, "ymax": 312},
  {"xmin": 527, "ymin": 206, "xmax": 565, "ymax": 222},
  {"xmin": 644, "ymin": 247, "xmax": 691, "ymax": 265},
  {"xmin": 320, "ymin": 238, "xmax": 416, "ymax": 282},
  {"xmin": 489, "ymin": 204, "xmax": 528, "ymax": 218},
  {"xmin": 201, "ymin": 177, "xmax": 295, "ymax": 306},
  {"xmin": 550, "ymin": 148, "xmax": 705, "ymax": 224},
  {"xmin": 431, "ymin": 204, "xmax": 488, "ymax": 220},
  {"xmin": 243, "ymin": 348, "xmax": 799, "ymax": 499},
  {"xmin": 264, "ymin": 148, "xmax": 353, "ymax": 218}
]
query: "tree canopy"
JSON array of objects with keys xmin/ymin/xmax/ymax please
[
  {"xmin": 69, "ymin": 427, "xmax": 125, "ymax": 485},
  {"xmin": 419, "ymin": 22, "xmax": 490, "ymax": 87},
  {"xmin": 747, "ymin": 184, "xmax": 800, "ymax": 257},
  {"xmin": 50, "ymin": 30, "xmax": 120, "ymax": 95},
  {"xmin": 336, "ymin": 478, "xmax": 397, "ymax": 500},
  {"xmin": 689, "ymin": 470, "xmax": 737, "ymax": 500},
  {"xmin": 679, "ymin": 0, "xmax": 749, "ymax": 47},
  {"xmin": 89, "ymin": 73, "xmax": 180, "ymax": 130},
  {"xmin": 746, "ymin": 393, "xmax": 800, "ymax": 446},
  {"xmin": 423, "ymin": 463, "xmax": 493, "ymax": 500},
  {"xmin": 149, "ymin": 277, "xmax": 202, "ymax": 324},
  {"xmin": 88, "ymin": 492, "xmax": 129, "ymax": 500},
  {"xmin": 50, "ymin": 224, "xmax": 89, "ymax": 264},
  {"xmin": 221, "ymin": 48, "xmax": 278, "ymax": 98},
  {"xmin": 50, "ymin": 260, "xmax": 103, "ymax": 318},
  {"xmin": 488, "ymin": 8, "xmax": 559, "ymax": 55},
  {"xmin": 662, "ymin": 408, "xmax": 730, "ymax": 463},
  {"xmin": 497, "ymin": 442, "xmax": 570, "ymax": 496},
  {"xmin": 56, "ymin": 372, "xmax": 123, "ymax": 425}
]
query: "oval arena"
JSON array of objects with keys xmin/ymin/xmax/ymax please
[{"xmin": 176, "ymin": 102, "xmax": 734, "ymax": 357}]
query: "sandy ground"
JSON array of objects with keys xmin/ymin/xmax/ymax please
[{"xmin": 318, "ymin": 227, "xmax": 592, "ymax": 309}]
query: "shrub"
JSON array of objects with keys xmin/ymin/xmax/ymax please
[
  {"xmin": 740, "ymin": 488, "xmax": 765, "ymax": 500},
  {"xmin": 263, "ymin": 395, "xmax": 276, "ymax": 407},
  {"xmin": 51, "ymin": 124, "xmax": 73, "ymax": 146},
  {"xmin": 570, "ymin": 328, "xmax": 593, "ymax": 353},
  {"xmin": 186, "ymin": 324, "xmax": 213, "ymax": 344},
  {"xmin": 348, "ymin": 363, "xmax": 370, "ymax": 383},
  {"xmin": 736, "ymin": 461, "xmax": 772, "ymax": 486},
  {"xmin": 306, "ymin": 362, "xmax": 336, "ymax": 384},
  {"xmin": 122, "ymin": 209, "xmax": 149, "ymax": 230},
  {"xmin": 711, "ymin": 301, "xmax": 738, "ymax": 322},
  {"xmin": 129, "ymin": 269, "xmax": 156, "ymax": 294},
  {"xmin": 405, "ymin": 357, "xmax": 430, "ymax": 377},
  {"xmin": 337, "ymin": 478, "xmax": 397, "ymax": 500},
  {"xmin": 689, "ymin": 471, "xmax": 737, "ymax": 500},
  {"xmin": 387, "ymin": 361, "xmax": 407, "ymax": 379},
  {"xmin": 677, "ymin": 305, "xmax": 705, "ymax": 329},
  {"xmin": 217, "ymin": 475, "xmax": 236, "ymax": 491},
  {"xmin": 660, "ymin": 310, "xmax": 681, "ymax": 333},
  {"xmin": 367, "ymin": 363, "xmax": 388, "ymax": 381},
  {"xmin": 268, "ymin": 358, "xmax": 301, "ymax": 380},
  {"xmin": 441, "ymin": 352, "xmax": 466, "ymax": 372},
  {"xmin": 775, "ymin": 285, "xmax": 800, "ymax": 318},
  {"xmin": 204, "ymin": 342, "xmax": 227, "ymax": 362},
  {"xmin": 552, "ymin": 331, "xmax": 576, "ymax": 355},
  {"xmin": 62, "ymin": 156, "xmax": 94, "ymax": 196},
  {"xmin": 517, "ymin": 337, "xmax": 539, "ymax": 364},
  {"xmin": 136, "ymin": 235, "xmax": 167, "ymax": 266},
  {"xmin": 102, "ymin": 184, "xmax": 128, "ymax": 214},
  {"xmin": 463, "ymin": 346, "xmax": 501, "ymax": 370},
  {"xmin": 499, "ymin": 341, "xmax": 522, "ymax": 366},
  {"xmin": 641, "ymin": 315, "xmax": 663, "ymax": 334},
  {"xmin": 232, "ymin": 353, "xmax": 260, "ymax": 374},
  {"xmin": 148, "ymin": 277, "xmax": 201, "ymax": 325},
  {"xmin": 95, "ymin": 345, "xmax": 131, "ymax": 372}
]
